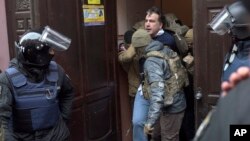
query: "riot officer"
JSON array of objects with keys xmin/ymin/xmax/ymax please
[
  {"xmin": 209, "ymin": 1, "xmax": 250, "ymax": 82},
  {"xmin": 0, "ymin": 26, "xmax": 74, "ymax": 141},
  {"xmin": 193, "ymin": 1, "xmax": 250, "ymax": 141}
]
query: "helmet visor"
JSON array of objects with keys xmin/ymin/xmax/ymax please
[
  {"xmin": 39, "ymin": 26, "xmax": 71, "ymax": 51},
  {"xmin": 208, "ymin": 7, "xmax": 233, "ymax": 35}
]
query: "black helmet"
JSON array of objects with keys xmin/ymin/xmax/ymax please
[
  {"xmin": 209, "ymin": 1, "xmax": 250, "ymax": 39},
  {"xmin": 16, "ymin": 28, "xmax": 53, "ymax": 68},
  {"xmin": 229, "ymin": 1, "xmax": 250, "ymax": 39},
  {"xmin": 16, "ymin": 26, "xmax": 71, "ymax": 68}
]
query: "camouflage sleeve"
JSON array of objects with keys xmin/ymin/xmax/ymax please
[
  {"xmin": 118, "ymin": 46, "xmax": 136, "ymax": 63},
  {"xmin": 118, "ymin": 46, "xmax": 137, "ymax": 72},
  {"xmin": 144, "ymin": 57, "xmax": 170, "ymax": 126}
]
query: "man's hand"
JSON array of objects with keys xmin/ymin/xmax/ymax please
[
  {"xmin": 144, "ymin": 124, "xmax": 154, "ymax": 135},
  {"xmin": 221, "ymin": 67, "xmax": 250, "ymax": 97},
  {"xmin": 118, "ymin": 43, "xmax": 126, "ymax": 52}
]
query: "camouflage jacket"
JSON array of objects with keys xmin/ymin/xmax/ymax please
[
  {"xmin": 118, "ymin": 46, "xmax": 140, "ymax": 96},
  {"xmin": 143, "ymin": 41, "xmax": 186, "ymax": 126}
]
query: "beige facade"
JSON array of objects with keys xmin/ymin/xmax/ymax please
[{"xmin": 0, "ymin": 0, "xmax": 9, "ymax": 71}]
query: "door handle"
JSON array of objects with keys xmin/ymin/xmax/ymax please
[{"xmin": 195, "ymin": 87, "xmax": 203, "ymax": 100}]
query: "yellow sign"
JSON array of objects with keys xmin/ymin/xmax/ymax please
[
  {"xmin": 88, "ymin": 0, "xmax": 100, "ymax": 4},
  {"xmin": 83, "ymin": 5, "xmax": 105, "ymax": 26}
]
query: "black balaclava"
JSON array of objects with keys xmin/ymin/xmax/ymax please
[{"xmin": 16, "ymin": 28, "xmax": 54, "ymax": 82}]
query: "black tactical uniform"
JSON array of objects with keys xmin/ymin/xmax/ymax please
[{"xmin": 0, "ymin": 26, "xmax": 74, "ymax": 141}]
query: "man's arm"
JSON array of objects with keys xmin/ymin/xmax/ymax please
[
  {"xmin": 118, "ymin": 46, "xmax": 136, "ymax": 63},
  {"xmin": 118, "ymin": 46, "xmax": 137, "ymax": 72},
  {"xmin": 144, "ymin": 57, "xmax": 167, "ymax": 127},
  {"xmin": 0, "ymin": 73, "xmax": 14, "ymax": 140},
  {"xmin": 57, "ymin": 65, "xmax": 75, "ymax": 122}
]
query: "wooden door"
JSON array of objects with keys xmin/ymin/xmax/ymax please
[
  {"xmin": 193, "ymin": 0, "xmax": 234, "ymax": 127},
  {"xmin": 5, "ymin": 0, "xmax": 120, "ymax": 140}
]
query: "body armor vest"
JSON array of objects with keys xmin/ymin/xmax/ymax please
[
  {"xmin": 222, "ymin": 43, "xmax": 250, "ymax": 81},
  {"xmin": 223, "ymin": 54, "xmax": 250, "ymax": 81},
  {"xmin": 143, "ymin": 50, "xmax": 189, "ymax": 106},
  {"xmin": 6, "ymin": 61, "xmax": 60, "ymax": 132}
]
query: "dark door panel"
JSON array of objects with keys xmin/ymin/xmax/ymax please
[
  {"xmin": 70, "ymin": 108, "xmax": 85, "ymax": 141},
  {"xmin": 193, "ymin": 0, "xmax": 234, "ymax": 127},
  {"xmin": 86, "ymin": 88, "xmax": 115, "ymax": 140},
  {"xmin": 84, "ymin": 27, "xmax": 108, "ymax": 91},
  {"xmin": 5, "ymin": 0, "xmax": 119, "ymax": 140}
]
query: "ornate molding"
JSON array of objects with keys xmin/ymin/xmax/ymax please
[{"xmin": 16, "ymin": 0, "xmax": 30, "ymax": 11}]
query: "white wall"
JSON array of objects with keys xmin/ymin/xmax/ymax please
[
  {"xmin": 117, "ymin": 0, "xmax": 154, "ymax": 36},
  {"xmin": 0, "ymin": 0, "xmax": 10, "ymax": 71},
  {"xmin": 117, "ymin": 0, "xmax": 128, "ymax": 36}
]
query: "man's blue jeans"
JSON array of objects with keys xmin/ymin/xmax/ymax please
[{"xmin": 132, "ymin": 85, "xmax": 150, "ymax": 141}]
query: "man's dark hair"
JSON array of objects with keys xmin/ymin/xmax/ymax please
[
  {"xmin": 146, "ymin": 6, "xmax": 166, "ymax": 28},
  {"xmin": 124, "ymin": 30, "xmax": 135, "ymax": 45}
]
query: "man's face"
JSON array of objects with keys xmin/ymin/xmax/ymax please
[{"xmin": 144, "ymin": 13, "xmax": 163, "ymax": 37}]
